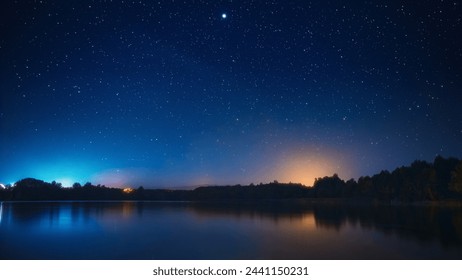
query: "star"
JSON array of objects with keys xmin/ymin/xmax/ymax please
[{"xmin": 0, "ymin": 0, "xmax": 460, "ymax": 189}]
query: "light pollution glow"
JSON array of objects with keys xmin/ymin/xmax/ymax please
[
  {"xmin": 88, "ymin": 147, "xmax": 352, "ymax": 188},
  {"xmin": 271, "ymin": 147, "xmax": 354, "ymax": 186},
  {"xmin": 2, "ymin": 142, "xmax": 353, "ymax": 188}
]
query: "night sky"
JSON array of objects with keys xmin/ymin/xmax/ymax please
[{"xmin": 1, "ymin": 0, "xmax": 461, "ymax": 188}]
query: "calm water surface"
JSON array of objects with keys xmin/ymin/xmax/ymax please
[{"xmin": 1, "ymin": 201, "xmax": 461, "ymax": 259}]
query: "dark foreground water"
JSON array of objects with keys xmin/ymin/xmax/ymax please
[{"xmin": 1, "ymin": 200, "xmax": 461, "ymax": 259}]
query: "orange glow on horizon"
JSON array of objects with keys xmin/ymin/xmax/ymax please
[{"xmin": 272, "ymin": 147, "xmax": 353, "ymax": 186}]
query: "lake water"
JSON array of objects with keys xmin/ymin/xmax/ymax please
[{"xmin": 1, "ymin": 201, "xmax": 461, "ymax": 259}]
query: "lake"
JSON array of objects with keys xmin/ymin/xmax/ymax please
[{"xmin": 1, "ymin": 200, "xmax": 461, "ymax": 259}]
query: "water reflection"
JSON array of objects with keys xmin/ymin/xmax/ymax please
[{"xmin": 0, "ymin": 201, "xmax": 461, "ymax": 259}]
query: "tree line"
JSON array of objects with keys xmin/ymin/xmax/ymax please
[
  {"xmin": 1, "ymin": 156, "xmax": 461, "ymax": 202},
  {"xmin": 312, "ymin": 156, "xmax": 462, "ymax": 201}
]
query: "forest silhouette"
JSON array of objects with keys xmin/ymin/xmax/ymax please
[{"xmin": 1, "ymin": 156, "xmax": 462, "ymax": 202}]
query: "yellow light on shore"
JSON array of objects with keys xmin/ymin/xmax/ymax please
[{"xmin": 123, "ymin": 188, "xmax": 134, "ymax": 194}]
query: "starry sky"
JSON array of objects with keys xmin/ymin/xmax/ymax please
[{"xmin": 1, "ymin": 0, "xmax": 461, "ymax": 188}]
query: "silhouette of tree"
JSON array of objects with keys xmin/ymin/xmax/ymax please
[
  {"xmin": 373, "ymin": 170, "xmax": 393, "ymax": 200},
  {"xmin": 2, "ymin": 156, "xmax": 462, "ymax": 202},
  {"xmin": 434, "ymin": 156, "xmax": 460, "ymax": 198},
  {"xmin": 357, "ymin": 176, "xmax": 373, "ymax": 197},
  {"xmin": 450, "ymin": 162, "xmax": 462, "ymax": 194},
  {"xmin": 136, "ymin": 186, "xmax": 145, "ymax": 200},
  {"xmin": 12, "ymin": 178, "xmax": 62, "ymax": 200},
  {"xmin": 313, "ymin": 174, "xmax": 346, "ymax": 197}
]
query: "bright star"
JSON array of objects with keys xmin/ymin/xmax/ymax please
[{"xmin": 222, "ymin": 13, "xmax": 227, "ymax": 19}]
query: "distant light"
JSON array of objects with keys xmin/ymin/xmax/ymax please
[
  {"xmin": 56, "ymin": 178, "xmax": 74, "ymax": 188},
  {"xmin": 123, "ymin": 188, "xmax": 134, "ymax": 194},
  {"xmin": 222, "ymin": 13, "xmax": 227, "ymax": 19}
]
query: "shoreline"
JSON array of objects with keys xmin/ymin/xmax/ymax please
[{"xmin": 1, "ymin": 197, "xmax": 462, "ymax": 207}]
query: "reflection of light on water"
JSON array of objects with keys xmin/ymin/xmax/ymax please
[
  {"xmin": 39, "ymin": 205, "xmax": 74, "ymax": 230},
  {"xmin": 122, "ymin": 202, "xmax": 135, "ymax": 217},
  {"xmin": 300, "ymin": 212, "xmax": 316, "ymax": 228},
  {"xmin": 57, "ymin": 207, "xmax": 72, "ymax": 229},
  {"xmin": 0, "ymin": 202, "xmax": 3, "ymax": 224}
]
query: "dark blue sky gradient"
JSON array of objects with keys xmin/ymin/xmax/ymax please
[{"xmin": 1, "ymin": 0, "xmax": 461, "ymax": 187}]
